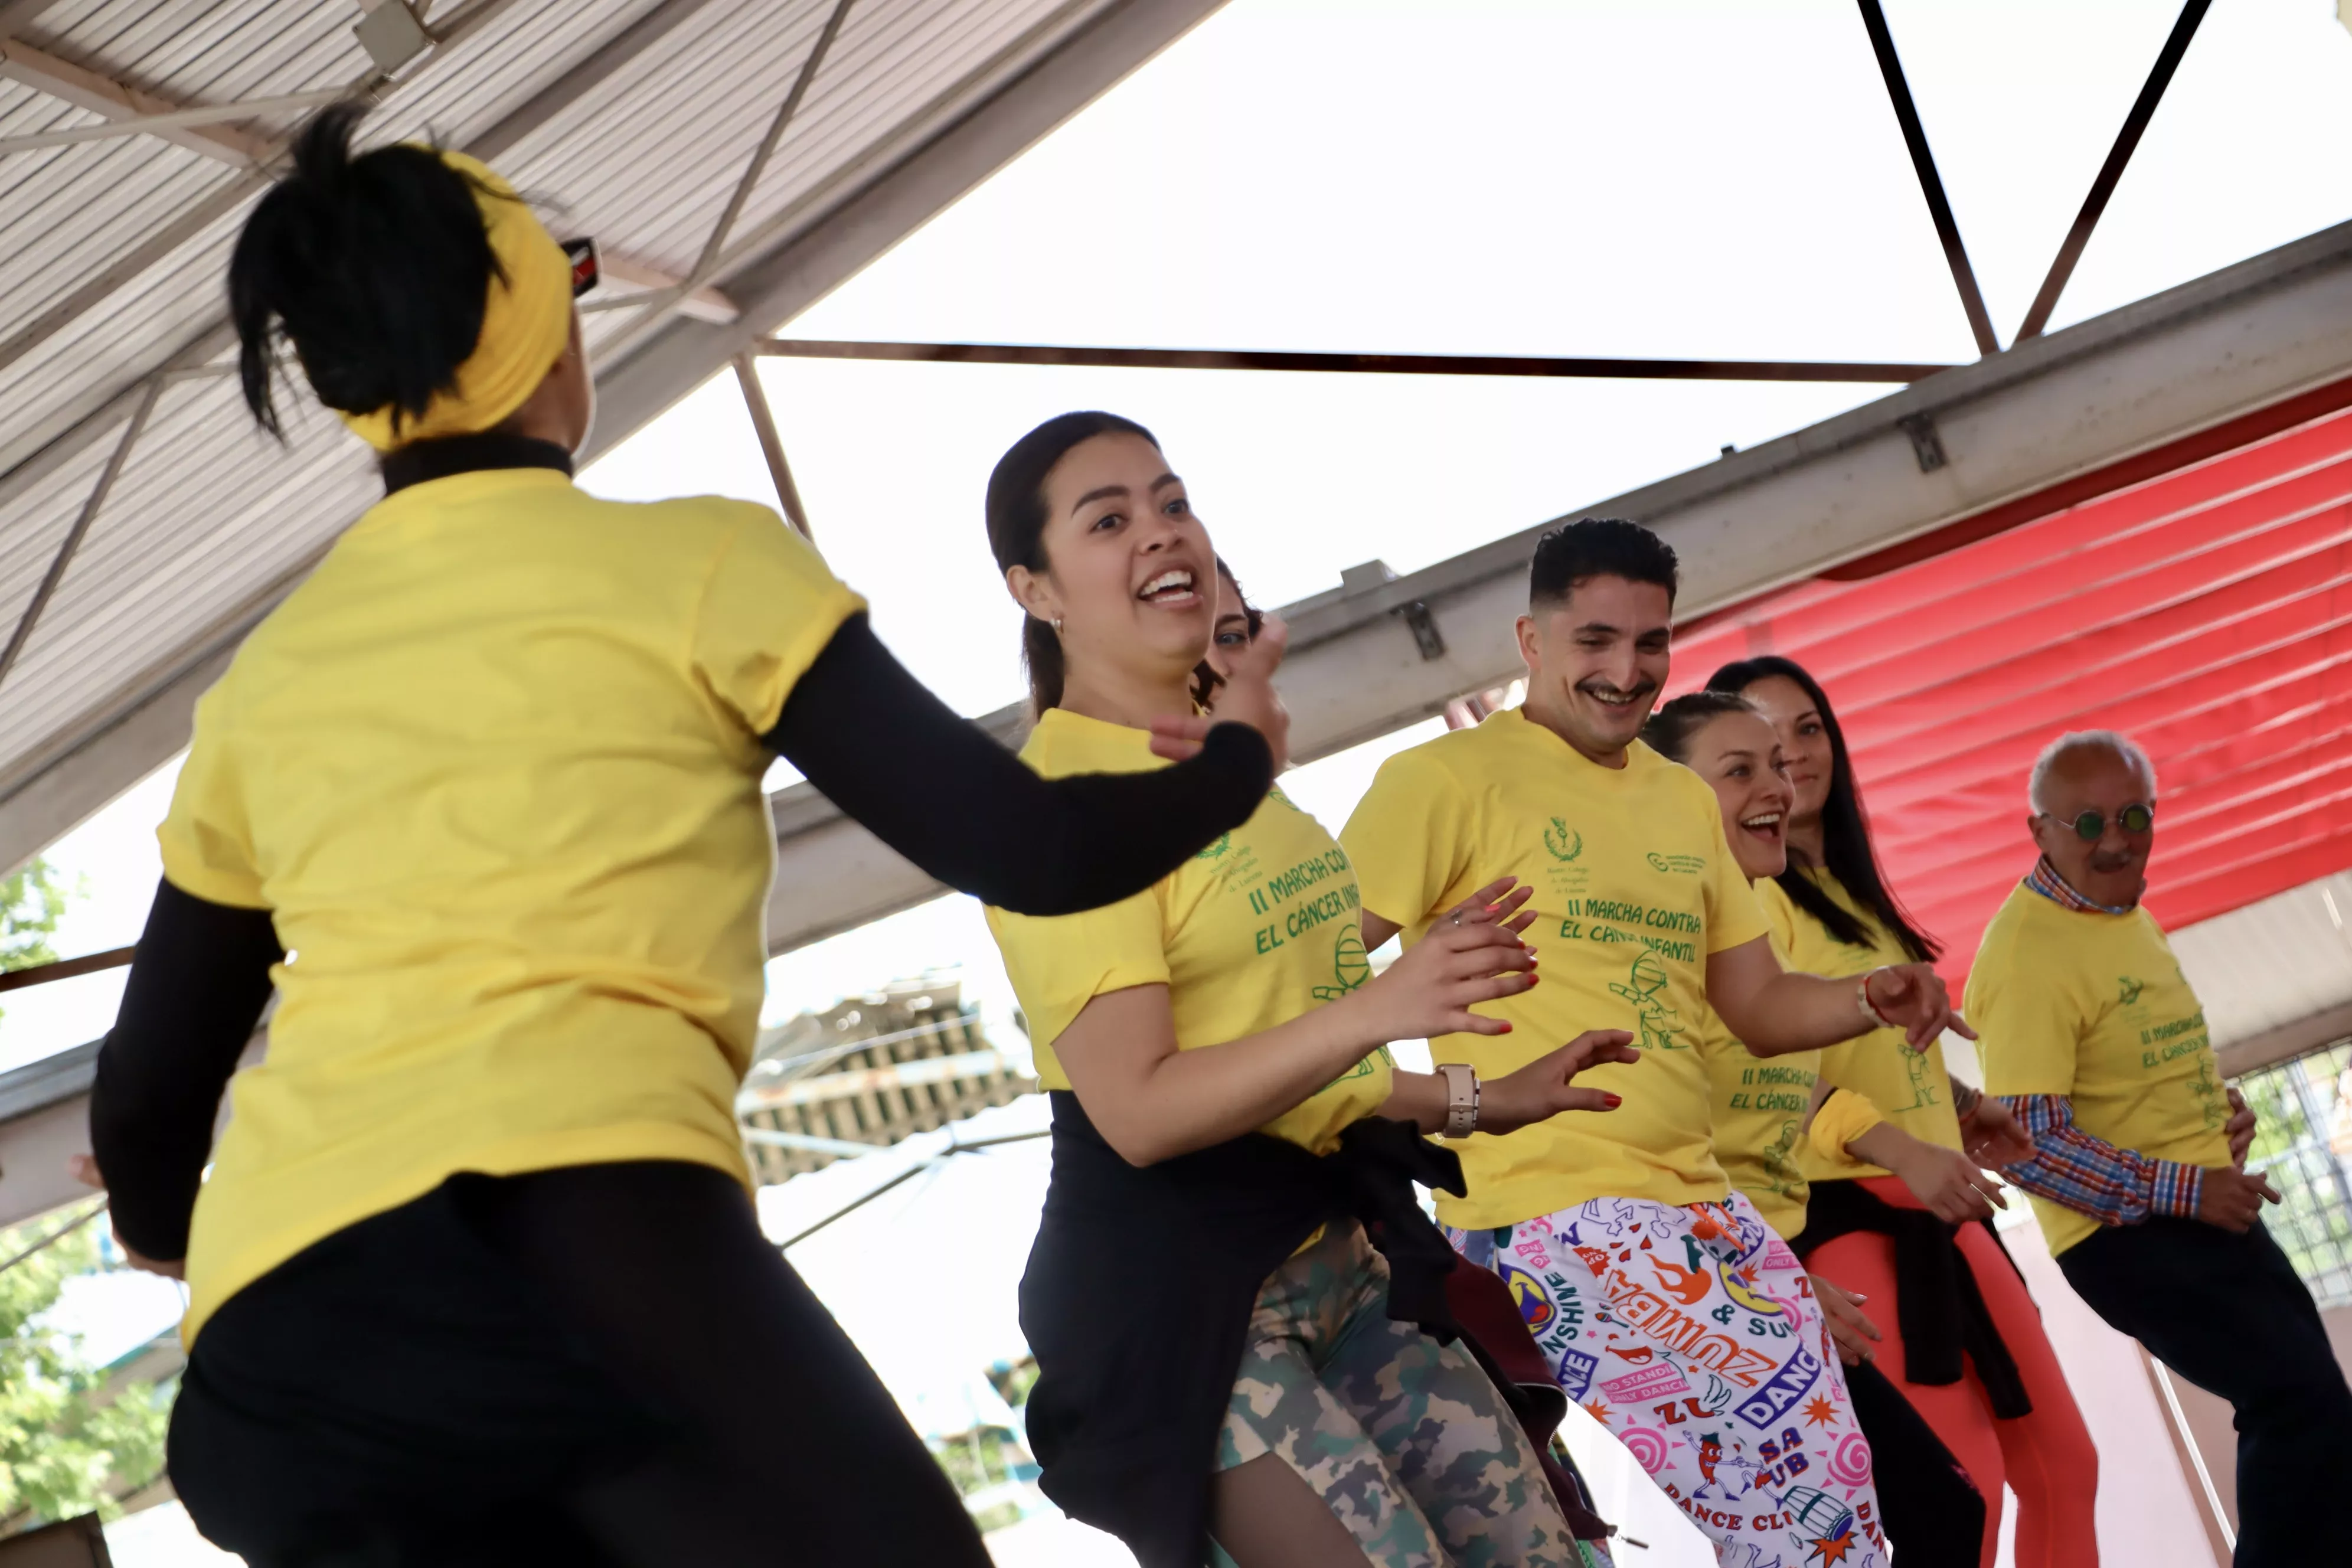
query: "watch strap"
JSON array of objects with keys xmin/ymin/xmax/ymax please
[{"xmin": 1437, "ymin": 1062, "xmax": 1479, "ymax": 1138}]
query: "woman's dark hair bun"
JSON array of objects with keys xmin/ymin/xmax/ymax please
[{"xmin": 228, "ymin": 101, "xmax": 502, "ymax": 437}]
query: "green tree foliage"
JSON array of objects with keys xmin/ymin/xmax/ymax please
[
  {"xmin": 1, "ymin": 858, "xmax": 74, "ymax": 1026},
  {"xmin": 0, "ymin": 858, "xmax": 70, "ymax": 972},
  {"xmin": 0, "ymin": 1219, "xmax": 171, "ymax": 1528}
]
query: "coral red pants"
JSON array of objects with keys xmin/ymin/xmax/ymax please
[{"xmin": 1805, "ymin": 1176, "xmax": 2099, "ymax": 1568}]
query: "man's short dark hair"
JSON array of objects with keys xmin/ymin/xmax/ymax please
[{"xmin": 1528, "ymin": 518, "xmax": 1678, "ymax": 609}]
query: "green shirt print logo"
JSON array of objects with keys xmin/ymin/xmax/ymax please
[
  {"xmin": 1311, "ymin": 921, "xmax": 1373, "ymax": 1002},
  {"xmin": 1544, "ymin": 819, "xmax": 1583, "ymax": 862},
  {"xmin": 1760, "ymin": 1119, "xmax": 1804, "ymax": 1198},
  {"xmin": 1608, "ymin": 949, "xmax": 1687, "ymax": 1050},
  {"xmin": 2188, "ymin": 1053, "xmax": 2226, "ymax": 1129},
  {"xmin": 1194, "ymin": 832, "xmax": 1231, "ymax": 861},
  {"xmin": 2118, "ymin": 976, "xmax": 2147, "ymax": 1006},
  {"xmin": 1645, "ymin": 851, "xmax": 1706, "ymax": 875}
]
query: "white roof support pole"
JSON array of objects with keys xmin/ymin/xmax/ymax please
[
  {"xmin": 602, "ymin": 0, "xmax": 857, "ymax": 358},
  {"xmin": 733, "ymin": 354, "xmax": 811, "ymax": 540},
  {"xmin": 0, "ymin": 375, "xmax": 161, "ymax": 692}
]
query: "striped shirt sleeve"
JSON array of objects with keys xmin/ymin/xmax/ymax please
[{"xmin": 1995, "ymin": 1093, "xmax": 2204, "ymax": 1226}]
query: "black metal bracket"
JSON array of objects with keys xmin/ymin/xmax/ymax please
[
  {"xmin": 1398, "ymin": 600, "xmax": 1446, "ymax": 661},
  {"xmin": 1897, "ymin": 413, "xmax": 1948, "ymax": 473}
]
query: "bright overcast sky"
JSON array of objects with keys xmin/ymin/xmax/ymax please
[
  {"xmin": 16, "ymin": 0, "xmax": 2352, "ymax": 1063},
  {"xmin": 21, "ymin": 4, "xmax": 2352, "ymax": 1557}
]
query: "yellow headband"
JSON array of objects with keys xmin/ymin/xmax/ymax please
[{"xmin": 337, "ymin": 150, "xmax": 575, "ymax": 453}]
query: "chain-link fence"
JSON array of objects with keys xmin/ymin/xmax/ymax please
[{"xmin": 2235, "ymin": 1040, "xmax": 2352, "ymax": 1308}]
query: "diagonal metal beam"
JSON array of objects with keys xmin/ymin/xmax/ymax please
[
  {"xmin": 1856, "ymin": 0, "xmax": 2000, "ymax": 358},
  {"xmin": 688, "ymin": 0, "xmax": 855, "ymax": 286},
  {"xmin": 0, "ymin": 375, "xmax": 160, "ymax": 692},
  {"xmin": 733, "ymin": 352, "xmax": 812, "ymax": 537},
  {"xmin": 755, "ymin": 337, "xmax": 1952, "ymax": 383},
  {"xmin": 0, "ymin": 80, "xmax": 348, "ymax": 159},
  {"xmin": 2013, "ymin": 0, "xmax": 2211, "ymax": 343},
  {"xmin": 0, "ymin": 37, "xmax": 316, "ymax": 165},
  {"xmin": 605, "ymin": 0, "xmax": 856, "ymax": 354},
  {"xmin": 589, "ymin": 250, "xmax": 739, "ymax": 324}
]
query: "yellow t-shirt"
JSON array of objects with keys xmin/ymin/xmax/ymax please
[
  {"xmin": 159, "ymin": 468, "xmax": 863, "ymax": 1342},
  {"xmin": 984, "ymin": 709, "xmax": 1393, "ymax": 1155},
  {"xmin": 1761, "ymin": 873, "xmax": 1962, "ymax": 1181},
  {"xmin": 1969, "ymin": 881, "xmax": 2231, "ymax": 1256},
  {"xmin": 1340, "ymin": 710, "xmax": 1769, "ymax": 1227},
  {"xmin": 1698, "ymin": 1004, "xmax": 1818, "ymax": 1240}
]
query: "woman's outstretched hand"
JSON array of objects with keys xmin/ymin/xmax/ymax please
[
  {"xmin": 1863, "ymin": 962, "xmax": 1977, "ymax": 1047},
  {"xmin": 1148, "ymin": 616, "xmax": 1291, "ymax": 774},
  {"xmin": 1359, "ymin": 877, "xmax": 1538, "ymax": 1041},
  {"xmin": 1478, "ymin": 1030, "xmax": 1640, "ymax": 1135}
]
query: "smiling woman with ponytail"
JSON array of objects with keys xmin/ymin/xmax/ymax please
[{"xmin": 84, "ymin": 105, "xmax": 1291, "ymax": 1566}]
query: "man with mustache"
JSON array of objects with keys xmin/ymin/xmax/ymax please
[
  {"xmin": 1341, "ymin": 519, "xmax": 1972, "ymax": 1567},
  {"xmin": 1970, "ymin": 731, "xmax": 2352, "ymax": 1568}
]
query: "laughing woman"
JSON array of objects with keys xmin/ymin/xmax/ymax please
[
  {"xmin": 1708, "ymin": 656, "xmax": 2100, "ymax": 1568},
  {"xmin": 1643, "ymin": 692, "xmax": 2000, "ymax": 1568},
  {"xmin": 982, "ymin": 411, "xmax": 1635, "ymax": 1568}
]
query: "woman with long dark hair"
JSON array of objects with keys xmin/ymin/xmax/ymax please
[
  {"xmin": 1642, "ymin": 690, "xmax": 1995, "ymax": 1568},
  {"xmin": 981, "ymin": 410, "xmax": 1634, "ymax": 1568},
  {"xmin": 1707, "ymin": 655, "xmax": 2099, "ymax": 1568},
  {"xmin": 83, "ymin": 109, "xmax": 1301, "ymax": 1565}
]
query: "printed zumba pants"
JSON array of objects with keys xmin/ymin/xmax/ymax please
[
  {"xmin": 1451, "ymin": 1191, "xmax": 1885, "ymax": 1568},
  {"xmin": 1213, "ymin": 1220, "xmax": 1581, "ymax": 1568}
]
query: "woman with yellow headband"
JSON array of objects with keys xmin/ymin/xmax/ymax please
[{"xmin": 82, "ymin": 104, "xmax": 1291, "ymax": 1564}]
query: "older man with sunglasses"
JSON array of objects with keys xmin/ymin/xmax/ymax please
[{"xmin": 1967, "ymin": 730, "xmax": 2352, "ymax": 1567}]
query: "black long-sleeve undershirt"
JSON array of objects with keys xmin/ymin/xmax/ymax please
[
  {"xmin": 90, "ymin": 879, "xmax": 282, "ymax": 1262},
  {"xmin": 91, "ymin": 612, "xmax": 1272, "ymax": 1261},
  {"xmin": 764, "ymin": 613, "xmax": 1270, "ymax": 914}
]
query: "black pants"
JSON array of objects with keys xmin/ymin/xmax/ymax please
[
  {"xmin": 2058, "ymin": 1216, "xmax": 2352, "ymax": 1568},
  {"xmin": 169, "ymin": 1161, "xmax": 989, "ymax": 1567},
  {"xmin": 1844, "ymin": 1357, "xmax": 1984, "ymax": 1568}
]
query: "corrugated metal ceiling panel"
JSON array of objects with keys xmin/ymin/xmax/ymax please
[{"xmin": 0, "ymin": 0, "xmax": 1126, "ymax": 802}]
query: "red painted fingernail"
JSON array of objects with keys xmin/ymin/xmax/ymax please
[
  {"xmin": 1498, "ymin": 1022, "xmax": 1513, "ymax": 1033},
  {"xmin": 1603, "ymin": 1093, "xmax": 1622, "ymax": 1108}
]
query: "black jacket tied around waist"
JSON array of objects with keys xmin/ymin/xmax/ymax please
[{"xmin": 1018, "ymin": 1092, "xmax": 1535, "ymax": 1568}]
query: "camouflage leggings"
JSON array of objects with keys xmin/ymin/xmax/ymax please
[{"xmin": 1212, "ymin": 1222, "xmax": 1579, "ymax": 1568}]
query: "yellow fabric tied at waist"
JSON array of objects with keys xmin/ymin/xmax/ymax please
[{"xmin": 337, "ymin": 150, "xmax": 573, "ymax": 452}]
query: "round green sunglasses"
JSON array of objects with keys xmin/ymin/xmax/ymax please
[{"xmin": 2048, "ymin": 802, "xmax": 2155, "ymax": 841}]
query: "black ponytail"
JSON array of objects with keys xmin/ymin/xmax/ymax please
[
  {"xmin": 1705, "ymin": 654, "xmax": 1941, "ymax": 962},
  {"xmin": 228, "ymin": 102, "xmax": 502, "ymax": 439},
  {"xmin": 984, "ymin": 410, "xmax": 1159, "ymax": 714}
]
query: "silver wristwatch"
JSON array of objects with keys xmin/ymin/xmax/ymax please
[{"xmin": 1437, "ymin": 1062, "xmax": 1481, "ymax": 1139}]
